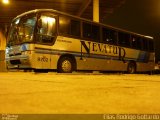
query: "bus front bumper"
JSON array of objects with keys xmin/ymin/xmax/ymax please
[{"xmin": 6, "ymin": 55, "xmax": 31, "ymax": 69}]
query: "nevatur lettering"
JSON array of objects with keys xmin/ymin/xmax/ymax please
[
  {"xmin": 80, "ymin": 41, "xmax": 126, "ymax": 61},
  {"xmin": 92, "ymin": 42, "xmax": 119, "ymax": 54}
]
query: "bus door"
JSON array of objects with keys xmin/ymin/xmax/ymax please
[{"xmin": 35, "ymin": 13, "xmax": 57, "ymax": 69}]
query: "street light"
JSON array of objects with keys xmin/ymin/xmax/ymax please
[{"xmin": 2, "ymin": 0, "xmax": 9, "ymax": 4}]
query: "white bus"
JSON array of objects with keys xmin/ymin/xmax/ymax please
[{"xmin": 6, "ymin": 9, "xmax": 155, "ymax": 73}]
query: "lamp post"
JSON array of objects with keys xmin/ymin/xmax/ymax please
[{"xmin": 93, "ymin": 0, "xmax": 99, "ymax": 22}]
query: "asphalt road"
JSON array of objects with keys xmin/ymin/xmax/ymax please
[{"xmin": 0, "ymin": 72, "xmax": 160, "ymax": 114}]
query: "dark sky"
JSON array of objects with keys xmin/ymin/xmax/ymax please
[{"xmin": 105, "ymin": 0, "xmax": 160, "ymax": 38}]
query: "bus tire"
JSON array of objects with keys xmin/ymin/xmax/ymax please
[
  {"xmin": 57, "ymin": 57, "xmax": 74, "ymax": 73},
  {"xmin": 127, "ymin": 62, "xmax": 136, "ymax": 74}
]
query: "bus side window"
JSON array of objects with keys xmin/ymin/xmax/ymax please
[
  {"xmin": 59, "ymin": 16, "xmax": 80, "ymax": 37},
  {"xmin": 83, "ymin": 22, "xmax": 92, "ymax": 39},
  {"xmin": 37, "ymin": 14, "xmax": 57, "ymax": 44},
  {"xmin": 59, "ymin": 16, "xmax": 70, "ymax": 35},
  {"xmin": 82, "ymin": 22, "xmax": 100, "ymax": 42},
  {"xmin": 40, "ymin": 16, "xmax": 56, "ymax": 36},
  {"xmin": 131, "ymin": 37, "xmax": 137, "ymax": 48},
  {"xmin": 148, "ymin": 40, "xmax": 154, "ymax": 52},
  {"xmin": 142, "ymin": 38, "xmax": 149, "ymax": 51},
  {"xmin": 92, "ymin": 25, "xmax": 100, "ymax": 41},
  {"xmin": 142, "ymin": 38, "xmax": 148, "ymax": 50},
  {"xmin": 131, "ymin": 36, "xmax": 142, "ymax": 50},
  {"xmin": 118, "ymin": 32, "xmax": 130, "ymax": 47},
  {"xmin": 102, "ymin": 27, "xmax": 117, "ymax": 45},
  {"xmin": 70, "ymin": 20, "xmax": 80, "ymax": 37}
]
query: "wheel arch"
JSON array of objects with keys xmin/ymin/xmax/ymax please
[{"xmin": 128, "ymin": 60, "xmax": 137, "ymax": 65}]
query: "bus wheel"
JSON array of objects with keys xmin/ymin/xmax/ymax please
[
  {"xmin": 58, "ymin": 57, "xmax": 74, "ymax": 73},
  {"xmin": 127, "ymin": 62, "xmax": 136, "ymax": 74}
]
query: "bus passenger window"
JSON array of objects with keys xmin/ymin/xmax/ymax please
[
  {"xmin": 142, "ymin": 39, "xmax": 149, "ymax": 51},
  {"xmin": 118, "ymin": 32, "xmax": 130, "ymax": 47},
  {"xmin": 82, "ymin": 22, "xmax": 100, "ymax": 41},
  {"xmin": 131, "ymin": 37, "xmax": 137, "ymax": 48},
  {"xmin": 83, "ymin": 22, "xmax": 92, "ymax": 39},
  {"xmin": 59, "ymin": 16, "xmax": 70, "ymax": 35},
  {"xmin": 136, "ymin": 38, "xmax": 142, "ymax": 50},
  {"xmin": 70, "ymin": 20, "xmax": 80, "ymax": 37},
  {"xmin": 131, "ymin": 36, "xmax": 142, "ymax": 50},
  {"xmin": 59, "ymin": 16, "xmax": 80, "ymax": 37},
  {"xmin": 102, "ymin": 27, "xmax": 117, "ymax": 45},
  {"xmin": 149, "ymin": 40, "xmax": 154, "ymax": 52},
  {"xmin": 92, "ymin": 25, "xmax": 100, "ymax": 41}
]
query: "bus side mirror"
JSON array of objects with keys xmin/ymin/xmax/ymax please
[{"xmin": 37, "ymin": 19, "xmax": 42, "ymax": 28}]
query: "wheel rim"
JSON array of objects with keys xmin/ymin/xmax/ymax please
[
  {"xmin": 61, "ymin": 60, "xmax": 72, "ymax": 72},
  {"xmin": 128, "ymin": 63, "xmax": 135, "ymax": 74}
]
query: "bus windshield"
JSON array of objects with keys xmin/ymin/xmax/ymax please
[{"xmin": 8, "ymin": 14, "xmax": 36, "ymax": 45}]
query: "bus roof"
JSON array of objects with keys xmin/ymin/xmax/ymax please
[{"xmin": 13, "ymin": 9, "xmax": 153, "ymax": 40}]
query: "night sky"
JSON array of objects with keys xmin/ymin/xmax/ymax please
[
  {"xmin": 105, "ymin": 0, "xmax": 160, "ymax": 38},
  {"xmin": 105, "ymin": 0, "xmax": 160, "ymax": 60}
]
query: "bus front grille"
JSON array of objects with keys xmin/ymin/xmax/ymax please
[{"xmin": 10, "ymin": 60, "xmax": 21, "ymax": 65}]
